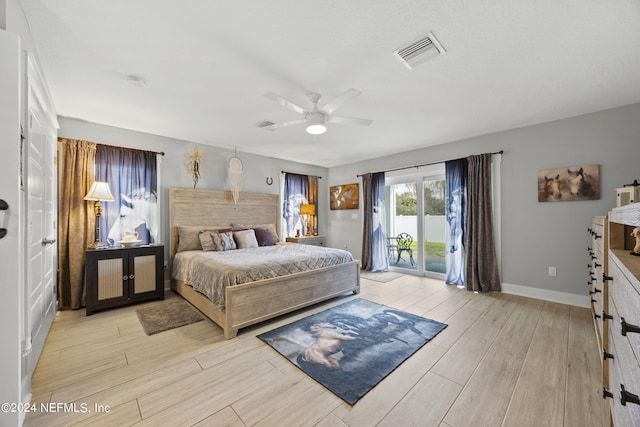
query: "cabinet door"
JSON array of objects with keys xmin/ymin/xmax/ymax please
[
  {"xmin": 94, "ymin": 253, "xmax": 127, "ymax": 303},
  {"xmin": 131, "ymin": 253, "xmax": 157, "ymax": 295}
]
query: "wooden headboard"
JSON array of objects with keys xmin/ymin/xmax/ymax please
[{"xmin": 169, "ymin": 188, "xmax": 279, "ymax": 258}]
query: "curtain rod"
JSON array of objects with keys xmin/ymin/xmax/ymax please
[
  {"xmin": 281, "ymin": 171, "xmax": 322, "ymax": 179},
  {"xmin": 96, "ymin": 142, "xmax": 165, "ymax": 156},
  {"xmin": 356, "ymin": 150, "xmax": 503, "ymax": 177}
]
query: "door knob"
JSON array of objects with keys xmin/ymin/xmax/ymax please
[{"xmin": 42, "ymin": 238, "xmax": 57, "ymax": 246}]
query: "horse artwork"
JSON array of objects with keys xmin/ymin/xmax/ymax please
[
  {"xmin": 537, "ymin": 164, "xmax": 599, "ymax": 202},
  {"xmin": 106, "ymin": 188, "xmax": 158, "ymax": 246}
]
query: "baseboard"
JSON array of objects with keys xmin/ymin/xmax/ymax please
[{"xmin": 501, "ymin": 282, "xmax": 590, "ymax": 308}]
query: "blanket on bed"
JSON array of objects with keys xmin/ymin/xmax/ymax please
[{"xmin": 172, "ymin": 243, "xmax": 353, "ymax": 310}]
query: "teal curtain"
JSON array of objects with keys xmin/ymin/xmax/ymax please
[
  {"xmin": 445, "ymin": 158, "xmax": 467, "ymax": 286},
  {"xmin": 361, "ymin": 172, "xmax": 389, "ymax": 271}
]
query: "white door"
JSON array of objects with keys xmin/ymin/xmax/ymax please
[{"xmin": 25, "ymin": 53, "xmax": 58, "ymax": 377}]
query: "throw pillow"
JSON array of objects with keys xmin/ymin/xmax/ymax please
[
  {"xmin": 254, "ymin": 227, "xmax": 277, "ymax": 246},
  {"xmin": 234, "ymin": 229, "xmax": 259, "ymax": 249},
  {"xmin": 198, "ymin": 231, "xmax": 218, "ymax": 252},
  {"xmin": 218, "ymin": 231, "xmax": 237, "ymax": 251}
]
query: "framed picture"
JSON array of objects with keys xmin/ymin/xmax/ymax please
[
  {"xmin": 538, "ymin": 163, "xmax": 599, "ymax": 202},
  {"xmin": 330, "ymin": 183, "xmax": 359, "ymax": 210}
]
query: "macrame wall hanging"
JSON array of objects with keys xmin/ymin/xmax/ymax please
[
  {"xmin": 188, "ymin": 147, "xmax": 202, "ymax": 189},
  {"xmin": 228, "ymin": 148, "xmax": 243, "ymax": 204}
]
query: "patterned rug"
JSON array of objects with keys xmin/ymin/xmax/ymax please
[
  {"xmin": 136, "ymin": 299, "xmax": 204, "ymax": 335},
  {"xmin": 257, "ymin": 298, "xmax": 447, "ymax": 405}
]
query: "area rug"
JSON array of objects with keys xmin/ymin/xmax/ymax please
[
  {"xmin": 257, "ymin": 298, "xmax": 447, "ymax": 405},
  {"xmin": 136, "ymin": 299, "xmax": 204, "ymax": 335},
  {"xmin": 359, "ymin": 270, "xmax": 404, "ymax": 283}
]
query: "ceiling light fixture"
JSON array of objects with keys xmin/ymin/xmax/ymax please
[{"xmin": 306, "ymin": 112, "xmax": 326, "ymax": 135}]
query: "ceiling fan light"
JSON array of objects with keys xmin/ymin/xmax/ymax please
[{"xmin": 306, "ymin": 113, "xmax": 326, "ymax": 135}]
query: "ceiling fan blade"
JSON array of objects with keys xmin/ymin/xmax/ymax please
[
  {"xmin": 326, "ymin": 115, "xmax": 372, "ymax": 126},
  {"xmin": 319, "ymin": 88, "xmax": 362, "ymax": 114},
  {"xmin": 264, "ymin": 92, "xmax": 308, "ymax": 115},
  {"xmin": 258, "ymin": 118, "xmax": 307, "ymax": 131}
]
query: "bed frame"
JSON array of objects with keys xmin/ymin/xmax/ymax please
[{"xmin": 169, "ymin": 188, "xmax": 360, "ymax": 339}]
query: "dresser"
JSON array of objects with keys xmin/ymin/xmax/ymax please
[
  {"xmin": 589, "ymin": 215, "xmax": 608, "ymax": 354},
  {"xmin": 285, "ymin": 235, "xmax": 326, "ymax": 246},
  {"xmin": 85, "ymin": 245, "xmax": 164, "ymax": 315},
  {"xmin": 602, "ymin": 203, "xmax": 640, "ymax": 424}
]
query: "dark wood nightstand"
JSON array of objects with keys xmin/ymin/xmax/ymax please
[{"xmin": 85, "ymin": 245, "xmax": 164, "ymax": 315}]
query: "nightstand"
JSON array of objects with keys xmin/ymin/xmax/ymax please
[
  {"xmin": 285, "ymin": 236, "xmax": 326, "ymax": 246},
  {"xmin": 85, "ymin": 244, "xmax": 164, "ymax": 315}
]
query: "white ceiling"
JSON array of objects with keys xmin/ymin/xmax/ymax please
[{"xmin": 19, "ymin": 0, "xmax": 640, "ymax": 167}]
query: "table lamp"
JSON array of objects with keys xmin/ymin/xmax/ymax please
[
  {"xmin": 84, "ymin": 181, "xmax": 115, "ymax": 248},
  {"xmin": 299, "ymin": 203, "xmax": 316, "ymax": 237}
]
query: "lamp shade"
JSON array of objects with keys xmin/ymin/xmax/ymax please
[
  {"xmin": 305, "ymin": 112, "xmax": 326, "ymax": 135},
  {"xmin": 299, "ymin": 204, "xmax": 315, "ymax": 215},
  {"xmin": 84, "ymin": 181, "xmax": 115, "ymax": 201}
]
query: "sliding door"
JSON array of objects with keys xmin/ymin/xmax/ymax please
[{"xmin": 386, "ymin": 165, "xmax": 446, "ymax": 278}]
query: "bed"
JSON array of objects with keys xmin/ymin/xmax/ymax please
[{"xmin": 169, "ymin": 188, "xmax": 360, "ymax": 339}]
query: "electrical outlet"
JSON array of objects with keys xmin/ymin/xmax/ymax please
[{"xmin": 548, "ymin": 266, "xmax": 557, "ymax": 277}]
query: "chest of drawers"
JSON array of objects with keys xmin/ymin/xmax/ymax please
[{"xmin": 604, "ymin": 203, "xmax": 640, "ymax": 424}]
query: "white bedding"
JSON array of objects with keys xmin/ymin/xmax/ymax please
[{"xmin": 172, "ymin": 243, "xmax": 354, "ymax": 310}]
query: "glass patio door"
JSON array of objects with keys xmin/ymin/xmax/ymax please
[
  {"xmin": 423, "ymin": 174, "xmax": 446, "ymax": 277},
  {"xmin": 386, "ymin": 182, "xmax": 419, "ymax": 271},
  {"xmin": 385, "ymin": 166, "xmax": 446, "ymax": 278}
]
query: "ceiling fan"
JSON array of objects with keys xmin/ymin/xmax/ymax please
[{"xmin": 258, "ymin": 88, "xmax": 372, "ymax": 135}]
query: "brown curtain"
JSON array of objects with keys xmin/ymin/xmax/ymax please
[
  {"xmin": 58, "ymin": 138, "xmax": 96, "ymax": 309},
  {"xmin": 308, "ymin": 176, "xmax": 318, "ymax": 234},
  {"xmin": 465, "ymin": 153, "xmax": 501, "ymax": 292}
]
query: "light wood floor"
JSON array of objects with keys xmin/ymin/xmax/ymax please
[{"xmin": 25, "ymin": 275, "xmax": 609, "ymax": 427}]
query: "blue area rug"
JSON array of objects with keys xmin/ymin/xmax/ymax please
[{"xmin": 257, "ymin": 298, "xmax": 447, "ymax": 405}]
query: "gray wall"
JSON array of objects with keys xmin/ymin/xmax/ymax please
[
  {"xmin": 58, "ymin": 117, "xmax": 329, "ymax": 264},
  {"xmin": 328, "ymin": 102, "xmax": 640, "ymax": 301}
]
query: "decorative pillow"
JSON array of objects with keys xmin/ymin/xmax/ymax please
[
  {"xmin": 233, "ymin": 229, "xmax": 259, "ymax": 249},
  {"xmin": 232, "ymin": 223, "xmax": 278, "ymax": 242},
  {"xmin": 218, "ymin": 231, "xmax": 237, "ymax": 251},
  {"xmin": 198, "ymin": 231, "xmax": 218, "ymax": 252},
  {"xmin": 177, "ymin": 226, "xmax": 204, "ymax": 252},
  {"xmin": 254, "ymin": 227, "xmax": 277, "ymax": 246}
]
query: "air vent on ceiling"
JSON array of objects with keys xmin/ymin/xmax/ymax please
[{"xmin": 393, "ymin": 32, "xmax": 446, "ymax": 69}]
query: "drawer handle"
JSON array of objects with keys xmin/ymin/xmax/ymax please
[
  {"xmin": 123, "ymin": 275, "xmax": 128, "ymax": 281},
  {"xmin": 602, "ymin": 274, "xmax": 613, "ymax": 283},
  {"xmin": 594, "ymin": 234, "xmax": 601, "ymax": 240},
  {"xmin": 620, "ymin": 317, "xmax": 640, "ymax": 336},
  {"xmin": 603, "ymin": 349, "xmax": 614, "ymax": 360},
  {"xmin": 591, "ymin": 255, "xmax": 597, "ymax": 260},
  {"xmin": 619, "ymin": 384, "xmax": 640, "ymax": 406},
  {"xmin": 594, "ymin": 312, "xmax": 601, "ymax": 320},
  {"xmin": 587, "ymin": 227, "xmax": 592, "ymax": 234},
  {"xmin": 129, "ymin": 274, "xmax": 134, "ymax": 279},
  {"xmin": 603, "ymin": 387, "xmax": 614, "ymax": 399},
  {"xmin": 591, "ymin": 298, "xmax": 597, "ymax": 304},
  {"xmin": 594, "ymin": 262, "xmax": 601, "ymax": 268},
  {"xmin": 602, "ymin": 311, "xmax": 613, "ymax": 321},
  {"xmin": 593, "ymin": 288, "xmax": 601, "ymax": 294}
]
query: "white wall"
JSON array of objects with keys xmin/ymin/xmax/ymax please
[
  {"xmin": 57, "ymin": 117, "xmax": 329, "ymax": 264},
  {"xmin": 328, "ymin": 102, "xmax": 640, "ymax": 305}
]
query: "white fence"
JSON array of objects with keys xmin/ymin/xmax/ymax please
[{"xmin": 389, "ymin": 215, "xmax": 445, "ymax": 243}]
